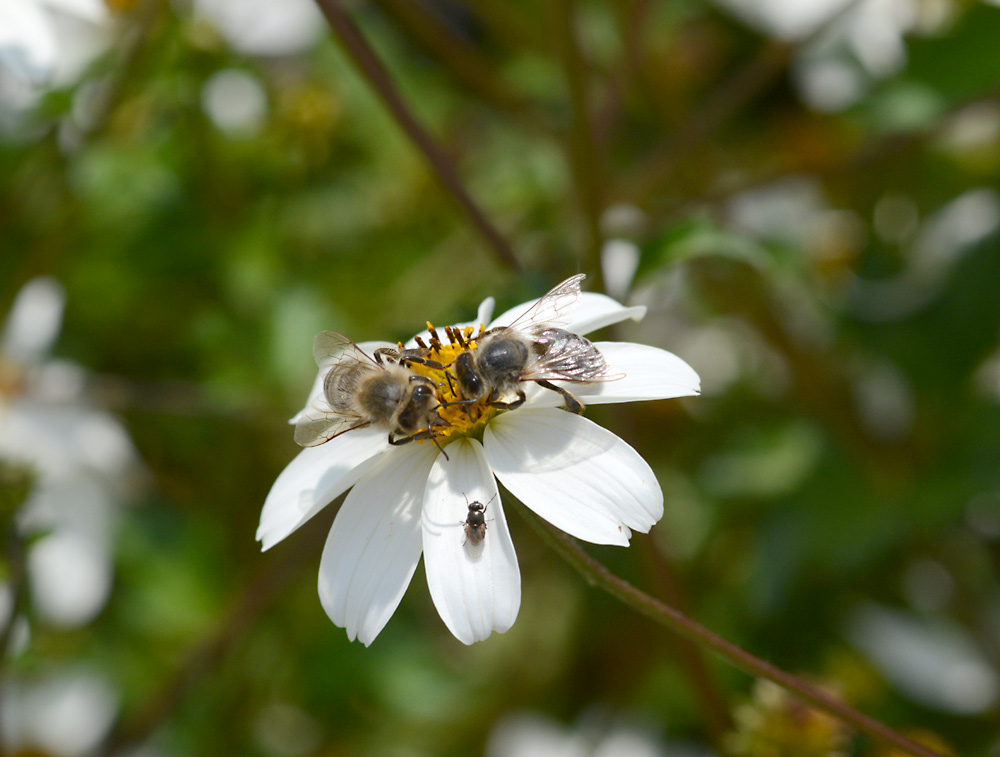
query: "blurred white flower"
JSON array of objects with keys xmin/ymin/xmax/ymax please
[
  {"xmin": 0, "ymin": 0, "xmax": 111, "ymax": 118},
  {"xmin": 201, "ymin": 67, "xmax": 268, "ymax": 135},
  {"xmin": 849, "ymin": 188, "xmax": 1000, "ymax": 321},
  {"xmin": 601, "ymin": 239, "xmax": 641, "ymax": 301},
  {"xmin": 0, "ymin": 667, "xmax": 118, "ymax": 756},
  {"xmin": 193, "ymin": 0, "xmax": 324, "ymax": 57},
  {"xmin": 846, "ymin": 602, "xmax": 1000, "ymax": 715},
  {"xmin": 259, "ymin": 280, "xmax": 700, "ymax": 645},
  {"xmin": 711, "ymin": 0, "xmax": 926, "ymax": 113},
  {"xmin": 0, "ymin": 277, "xmax": 140, "ymax": 627},
  {"xmin": 712, "ymin": 0, "xmax": 853, "ymax": 40},
  {"xmin": 486, "ymin": 711, "xmax": 708, "ymax": 757}
]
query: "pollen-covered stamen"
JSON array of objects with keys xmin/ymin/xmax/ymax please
[{"xmin": 404, "ymin": 323, "xmax": 494, "ymax": 441}]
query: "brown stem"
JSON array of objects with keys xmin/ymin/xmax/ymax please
[
  {"xmin": 625, "ymin": 0, "xmax": 864, "ymax": 203},
  {"xmin": 524, "ymin": 513, "xmax": 946, "ymax": 757},
  {"xmin": 0, "ymin": 532, "xmax": 27, "ymax": 751},
  {"xmin": 371, "ymin": 0, "xmax": 545, "ymax": 132},
  {"xmin": 674, "ymin": 86, "xmax": 1000, "ymax": 219},
  {"xmin": 455, "ymin": 0, "xmax": 544, "ymax": 55},
  {"xmin": 636, "ymin": 538, "xmax": 733, "ymax": 743},
  {"xmin": 551, "ymin": 0, "xmax": 605, "ymax": 288},
  {"xmin": 314, "ymin": 0, "xmax": 523, "ymax": 273},
  {"xmin": 0, "ymin": 462, "xmax": 36, "ymax": 749}
]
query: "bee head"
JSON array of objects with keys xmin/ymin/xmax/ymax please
[{"xmin": 454, "ymin": 350, "xmax": 484, "ymax": 399}]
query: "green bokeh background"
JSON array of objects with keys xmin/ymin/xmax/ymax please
[{"xmin": 3, "ymin": 1, "xmax": 1000, "ymax": 755}]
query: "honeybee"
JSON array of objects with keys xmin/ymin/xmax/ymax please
[
  {"xmin": 293, "ymin": 331, "xmax": 448, "ymax": 451},
  {"xmin": 452, "ymin": 274, "xmax": 621, "ymax": 413},
  {"xmin": 461, "ymin": 492, "xmax": 496, "ymax": 547}
]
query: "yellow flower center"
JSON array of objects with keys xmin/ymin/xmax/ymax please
[{"xmin": 402, "ymin": 323, "xmax": 496, "ymax": 442}]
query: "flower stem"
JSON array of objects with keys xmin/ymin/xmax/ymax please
[
  {"xmin": 523, "ymin": 512, "xmax": 945, "ymax": 757},
  {"xmin": 636, "ymin": 538, "xmax": 733, "ymax": 743},
  {"xmin": 314, "ymin": 0, "xmax": 523, "ymax": 274}
]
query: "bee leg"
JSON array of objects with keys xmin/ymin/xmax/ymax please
[
  {"xmin": 429, "ymin": 434, "xmax": 450, "ymax": 462},
  {"xmin": 535, "ymin": 380, "xmax": 584, "ymax": 413},
  {"xmin": 389, "ymin": 430, "xmax": 450, "ymax": 462},
  {"xmin": 400, "ymin": 355, "xmax": 446, "ymax": 370},
  {"xmin": 444, "ymin": 371, "xmax": 478, "ymax": 422},
  {"xmin": 373, "ymin": 347, "xmax": 400, "ymax": 365},
  {"xmin": 491, "ymin": 388, "xmax": 526, "ymax": 411}
]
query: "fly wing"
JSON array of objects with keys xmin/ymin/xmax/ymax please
[
  {"xmin": 293, "ymin": 405, "xmax": 370, "ymax": 447},
  {"xmin": 521, "ymin": 328, "xmax": 624, "ymax": 383},
  {"xmin": 502, "ymin": 274, "xmax": 586, "ymax": 332}
]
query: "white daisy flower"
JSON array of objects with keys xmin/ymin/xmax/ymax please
[
  {"xmin": 257, "ymin": 276, "xmax": 701, "ymax": 646},
  {"xmin": 1, "ymin": 278, "xmax": 140, "ymax": 629},
  {"xmin": 0, "ymin": 0, "xmax": 111, "ymax": 120}
]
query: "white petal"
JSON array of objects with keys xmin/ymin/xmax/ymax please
[
  {"xmin": 318, "ymin": 444, "xmax": 439, "ymax": 645},
  {"xmin": 563, "ymin": 293, "xmax": 646, "ymax": 336},
  {"xmin": 422, "ymin": 439, "xmax": 520, "ymax": 644},
  {"xmin": 404, "ymin": 296, "xmax": 496, "ymax": 350},
  {"xmin": 257, "ymin": 428, "xmax": 388, "ymax": 550},
  {"xmin": 489, "ymin": 291, "xmax": 645, "ymax": 336},
  {"xmin": 289, "ymin": 339, "xmax": 395, "ymax": 424},
  {"xmin": 484, "ymin": 408, "xmax": 662, "ymax": 546},
  {"xmin": 1, "ymin": 277, "xmax": 65, "ymax": 363},
  {"xmin": 524, "ymin": 341, "xmax": 701, "ymax": 408}
]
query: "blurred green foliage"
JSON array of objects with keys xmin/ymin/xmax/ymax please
[{"xmin": 3, "ymin": 0, "xmax": 1000, "ymax": 756}]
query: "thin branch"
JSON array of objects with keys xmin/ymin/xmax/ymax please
[
  {"xmin": 0, "ymin": 463, "xmax": 35, "ymax": 750},
  {"xmin": 372, "ymin": 0, "xmax": 546, "ymax": 132},
  {"xmin": 624, "ymin": 0, "xmax": 864, "ymax": 203},
  {"xmin": 454, "ymin": 0, "xmax": 545, "ymax": 56},
  {"xmin": 637, "ymin": 539, "xmax": 733, "ymax": 743},
  {"xmin": 523, "ymin": 512, "xmax": 946, "ymax": 757},
  {"xmin": 656, "ymin": 86, "xmax": 1000, "ymax": 227},
  {"xmin": 314, "ymin": 0, "xmax": 523, "ymax": 273},
  {"xmin": 551, "ymin": 0, "xmax": 605, "ymax": 288}
]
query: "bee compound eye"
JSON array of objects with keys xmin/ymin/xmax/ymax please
[{"xmin": 411, "ymin": 383, "xmax": 432, "ymax": 399}]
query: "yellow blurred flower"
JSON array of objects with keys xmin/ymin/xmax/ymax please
[{"xmin": 724, "ymin": 679, "xmax": 849, "ymax": 757}]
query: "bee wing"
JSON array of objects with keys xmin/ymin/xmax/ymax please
[
  {"xmin": 313, "ymin": 330, "xmax": 391, "ymax": 368},
  {"xmin": 502, "ymin": 274, "xmax": 586, "ymax": 332},
  {"xmin": 297, "ymin": 331, "xmax": 388, "ymax": 446},
  {"xmin": 521, "ymin": 330, "xmax": 624, "ymax": 383},
  {"xmin": 293, "ymin": 404, "xmax": 371, "ymax": 446}
]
